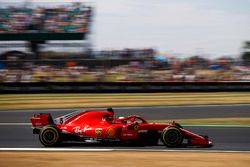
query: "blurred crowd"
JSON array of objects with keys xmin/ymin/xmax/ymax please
[
  {"xmin": 0, "ymin": 56, "xmax": 250, "ymax": 83},
  {"xmin": 0, "ymin": 3, "xmax": 249, "ymax": 83},
  {"xmin": 0, "ymin": 2, "xmax": 92, "ymax": 33}
]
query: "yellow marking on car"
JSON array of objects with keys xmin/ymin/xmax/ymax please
[{"xmin": 95, "ymin": 128, "xmax": 102, "ymax": 136}]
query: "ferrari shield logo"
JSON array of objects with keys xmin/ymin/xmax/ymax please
[
  {"xmin": 106, "ymin": 127, "xmax": 116, "ymax": 137},
  {"xmin": 134, "ymin": 125, "xmax": 139, "ymax": 130}
]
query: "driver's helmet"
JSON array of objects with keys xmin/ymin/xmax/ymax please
[{"xmin": 102, "ymin": 114, "xmax": 113, "ymax": 122}]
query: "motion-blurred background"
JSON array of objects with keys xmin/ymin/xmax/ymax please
[{"xmin": 0, "ymin": 0, "xmax": 249, "ymax": 83}]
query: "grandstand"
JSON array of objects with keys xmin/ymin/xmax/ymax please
[
  {"xmin": 0, "ymin": 2, "xmax": 92, "ymax": 39},
  {"xmin": 0, "ymin": 1, "xmax": 93, "ymax": 61}
]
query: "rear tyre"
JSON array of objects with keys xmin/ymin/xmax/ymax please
[
  {"xmin": 161, "ymin": 127, "xmax": 183, "ymax": 147},
  {"xmin": 39, "ymin": 126, "xmax": 61, "ymax": 147}
]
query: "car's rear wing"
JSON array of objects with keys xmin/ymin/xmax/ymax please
[{"xmin": 30, "ymin": 113, "xmax": 54, "ymax": 128}]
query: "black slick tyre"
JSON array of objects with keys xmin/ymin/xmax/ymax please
[
  {"xmin": 161, "ymin": 126, "xmax": 183, "ymax": 147},
  {"xmin": 39, "ymin": 126, "xmax": 61, "ymax": 147}
]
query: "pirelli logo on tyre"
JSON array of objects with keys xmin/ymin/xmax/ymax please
[{"xmin": 106, "ymin": 127, "xmax": 117, "ymax": 138}]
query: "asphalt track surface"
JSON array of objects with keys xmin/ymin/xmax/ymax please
[{"xmin": 0, "ymin": 104, "xmax": 250, "ymax": 151}]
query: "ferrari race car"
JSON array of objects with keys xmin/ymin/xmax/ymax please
[{"xmin": 30, "ymin": 108, "xmax": 213, "ymax": 147}]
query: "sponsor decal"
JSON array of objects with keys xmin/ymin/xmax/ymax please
[
  {"xmin": 83, "ymin": 125, "xmax": 92, "ymax": 133},
  {"xmin": 106, "ymin": 127, "xmax": 116, "ymax": 138},
  {"xmin": 122, "ymin": 133, "xmax": 133, "ymax": 137},
  {"xmin": 95, "ymin": 128, "xmax": 102, "ymax": 136},
  {"xmin": 73, "ymin": 126, "xmax": 81, "ymax": 134},
  {"xmin": 138, "ymin": 130, "xmax": 148, "ymax": 133}
]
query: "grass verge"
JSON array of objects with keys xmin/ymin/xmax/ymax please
[
  {"xmin": 0, "ymin": 151, "xmax": 249, "ymax": 167},
  {"xmin": 1, "ymin": 92, "xmax": 250, "ymax": 109}
]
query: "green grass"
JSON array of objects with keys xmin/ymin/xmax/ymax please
[
  {"xmin": 151, "ymin": 117, "xmax": 250, "ymax": 126},
  {"xmin": 1, "ymin": 92, "xmax": 250, "ymax": 110}
]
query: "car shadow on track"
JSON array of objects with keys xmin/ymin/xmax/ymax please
[{"xmin": 56, "ymin": 141, "xmax": 213, "ymax": 149}]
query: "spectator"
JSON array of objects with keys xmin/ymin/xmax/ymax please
[{"xmin": 0, "ymin": 3, "xmax": 92, "ymax": 33}]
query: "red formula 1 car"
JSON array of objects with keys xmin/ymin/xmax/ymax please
[{"xmin": 30, "ymin": 108, "xmax": 213, "ymax": 147}]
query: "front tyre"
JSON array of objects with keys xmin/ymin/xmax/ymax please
[
  {"xmin": 161, "ymin": 127, "xmax": 183, "ymax": 147},
  {"xmin": 39, "ymin": 126, "xmax": 61, "ymax": 147}
]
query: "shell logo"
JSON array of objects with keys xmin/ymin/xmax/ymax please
[
  {"xmin": 95, "ymin": 128, "xmax": 102, "ymax": 136},
  {"xmin": 106, "ymin": 127, "xmax": 117, "ymax": 138}
]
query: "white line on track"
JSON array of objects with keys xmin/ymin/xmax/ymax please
[
  {"xmin": 1, "ymin": 103, "xmax": 250, "ymax": 112},
  {"xmin": 0, "ymin": 122, "xmax": 250, "ymax": 128},
  {"xmin": 0, "ymin": 148, "xmax": 250, "ymax": 153},
  {"xmin": 0, "ymin": 123, "xmax": 31, "ymax": 126}
]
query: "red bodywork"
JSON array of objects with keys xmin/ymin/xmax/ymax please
[{"xmin": 30, "ymin": 109, "xmax": 213, "ymax": 147}]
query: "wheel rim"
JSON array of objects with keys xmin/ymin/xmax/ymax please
[
  {"xmin": 40, "ymin": 127, "xmax": 60, "ymax": 146},
  {"xmin": 165, "ymin": 131, "xmax": 179, "ymax": 143},
  {"xmin": 43, "ymin": 130, "xmax": 56, "ymax": 143},
  {"xmin": 162, "ymin": 128, "xmax": 183, "ymax": 147}
]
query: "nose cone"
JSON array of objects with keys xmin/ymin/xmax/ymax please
[{"xmin": 208, "ymin": 140, "xmax": 213, "ymax": 147}]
